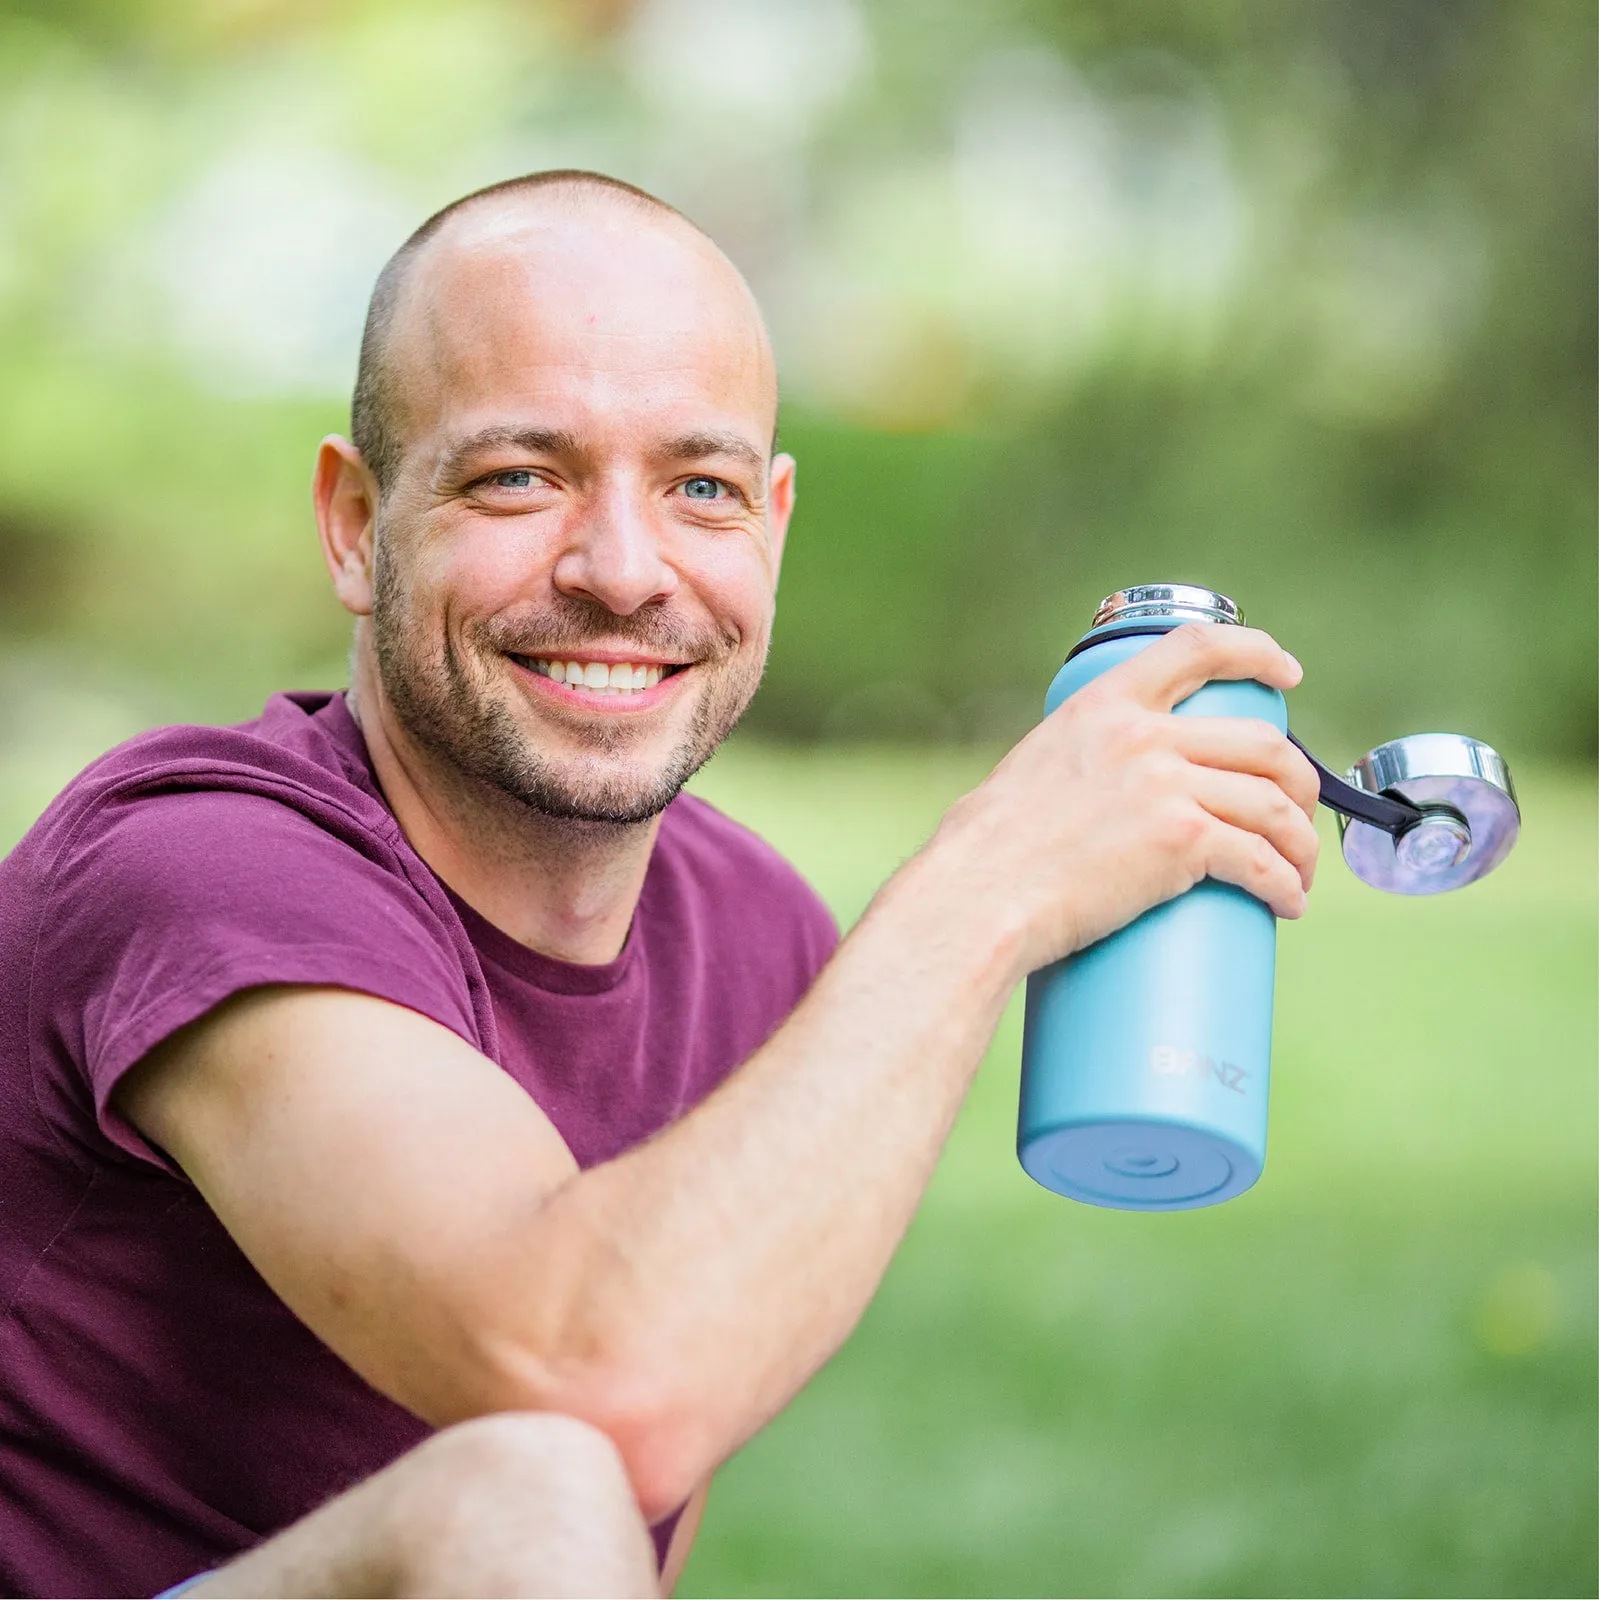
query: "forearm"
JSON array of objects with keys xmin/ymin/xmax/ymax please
[
  {"xmin": 466, "ymin": 625, "xmax": 1317, "ymax": 1508},
  {"xmin": 481, "ymin": 836, "xmax": 1024, "ymax": 1514}
]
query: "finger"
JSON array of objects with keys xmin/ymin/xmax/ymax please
[
  {"xmin": 1102, "ymin": 624, "xmax": 1302, "ymax": 713},
  {"xmin": 1189, "ymin": 768, "xmax": 1320, "ymax": 892},
  {"xmin": 1198, "ymin": 811, "xmax": 1311, "ymax": 919},
  {"xmin": 1170, "ymin": 717, "xmax": 1321, "ymax": 819}
]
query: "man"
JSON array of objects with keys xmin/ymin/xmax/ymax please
[{"xmin": 0, "ymin": 171, "xmax": 1319, "ymax": 1597}]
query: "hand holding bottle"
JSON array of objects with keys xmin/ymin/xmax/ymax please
[{"xmin": 932, "ymin": 617, "xmax": 1320, "ymax": 984}]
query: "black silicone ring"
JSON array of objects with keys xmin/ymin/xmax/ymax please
[{"xmin": 1061, "ymin": 622, "xmax": 1179, "ymax": 663}]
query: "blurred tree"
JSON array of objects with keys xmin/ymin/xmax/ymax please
[{"xmin": 0, "ymin": 0, "xmax": 1591, "ymax": 752}]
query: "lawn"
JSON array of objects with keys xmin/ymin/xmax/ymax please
[
  {"xmin": 680, "ymin": 743, "xmax": 1598, "ymax": 1598},
  {"xmin": 1, "ymin": 728, "xmax": 1592, "ymax": 1597}
]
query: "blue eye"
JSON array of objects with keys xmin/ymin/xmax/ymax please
[
  {"xmin": 682, "ymin": 476, "xmax": 724, "ymax": 500},
  {"xmin": 491, "ymin": 469, "xmax": 537, "ymax": 489}
]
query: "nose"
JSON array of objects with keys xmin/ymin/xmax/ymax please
[{"xmin": 551, "ymin": 483, "xmax": 679, "ymax": 617}]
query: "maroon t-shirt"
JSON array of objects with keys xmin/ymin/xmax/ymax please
[{"xmin": 0, "ymin": 691, "xmax": 837, "ymax": 1598}]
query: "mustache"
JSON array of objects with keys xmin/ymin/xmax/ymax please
[{"xmin": 473, "ymin": 597, "xmax": 737, "ymax": 663}]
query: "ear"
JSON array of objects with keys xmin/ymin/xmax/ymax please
[
  {"xmin": 765, "ymin": 451, "xmax": 797, "ymax": 586},
  {"xmin": 313, "ymin": 436, "xmax": 379, "ymax": 616}
]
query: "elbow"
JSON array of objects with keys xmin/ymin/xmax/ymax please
[
  {"xmin": 474, "ymin": 1336, "xmax": 720, "ymax": 1524},
  {"xmin": 602, "ymin": 1398, "xmax": 717, "ymax": 1525},
  {"xmin": 562, "ymin": 1361, "xmax": 723, "ymax": 1523}
]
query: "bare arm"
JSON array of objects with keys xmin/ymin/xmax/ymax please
[{"xmin": 118, "ymin": 625, "xmax": 1320, "ymax": 1521}]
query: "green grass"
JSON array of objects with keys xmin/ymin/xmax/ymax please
[
  {"xmin": 680, "ymin": 742, "xmax": 1598, "ymax": 1598},
  {"xmin": 3, "ymin": 729, "xmax": 1593, "ymax": 1596}
]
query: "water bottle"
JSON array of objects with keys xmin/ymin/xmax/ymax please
[
  {"xmin": 1017, "ymin": 581, "xmax": 1522, "ymax": 1212},
  {"xmin": 1017, "ymin": 584, "xmax": 1278, "ymax": 1211}
]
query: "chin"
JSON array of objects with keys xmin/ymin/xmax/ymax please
[
  {"xmin": 520, "ymin": 759, "xmax": 688, "ymax": 825},
  {"xmin": 473, "ymin": 716, "xmax": 718, "ymax": 824}
]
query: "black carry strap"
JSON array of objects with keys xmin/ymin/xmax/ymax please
[
  {"xmin": 1285, "ymin": 731, "xmax": 1424, "ymax": 835},
  {"xmin": 1058, "ymin": 629, "xmax": 1426, "ymax": 835}
]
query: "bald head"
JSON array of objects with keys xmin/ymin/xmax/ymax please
[{"xmin": 350, "ymin": 171, "xmax": 776, "ymax": 494}]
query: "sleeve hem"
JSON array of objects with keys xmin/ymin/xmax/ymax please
[{"xmin": 88, "ymin": 945, "xmax": 485, "ymax": 1175}]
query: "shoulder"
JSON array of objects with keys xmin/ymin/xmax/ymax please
[
  {"xmin": 12, "ymin": 692, "xmax": 399, "ymax": 877},
  {"xmin": 12, "ymin": 693, "xmax": 456, "ymax": 960},
  {"xmin": 652, "ymin": 793, "xmax": 839, "ymax": 967},
  {"xmin": 3, "ymin": 696, "xmax": 491, "ymax": 1168}
]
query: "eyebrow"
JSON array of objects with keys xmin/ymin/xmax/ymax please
[
  {"xmin": 649, "ymin": 431, "xmax": 768, "ymax": 476},
  {"xmin": 434, "ymin": 426, "xmax": 582, "ymax": 486}
]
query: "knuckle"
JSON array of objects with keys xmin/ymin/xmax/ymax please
[
  {"xmin": 1071, "ymin": 684, "xmax": 1127, "ymax": 730},
  {"xmin": 1116, "ymin": 714, "xmax": 1165, "ymax": 760},
  {"xmin": 1069, "ymin": 675, "xmax": 1114, "ymax": 710},
  {"xmin": 1171, "ymin": 621, "xmax": 1216, "ymax": 656},
  {"xmin": 1249, "ymin": 834, "xmax": 1279, "ymax": 879},
  {"xmin": 1086, "ymin": 705, "xmax": 1152, "ymax": 765},
  {"xmin": 1161, "ymin": 798, "xmax": 1207, "ymax": 853}
]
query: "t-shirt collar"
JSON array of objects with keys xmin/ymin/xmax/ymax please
[{"xmin": 321, "ymin": 691, "xmax": 643, "ymax": 996}]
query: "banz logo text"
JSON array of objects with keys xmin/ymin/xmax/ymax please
[{"xmin": 1149, "ymin": 1045, "xmax": 1250, "ymax": 1095}]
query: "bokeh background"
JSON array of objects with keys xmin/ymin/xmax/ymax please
[{"xmin": 1, "ymin": 1, "xmax": 1594, "ymax": 1595}]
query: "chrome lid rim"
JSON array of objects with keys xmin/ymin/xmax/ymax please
[{"xmin": 1092, "ymin": 584, "xmax": 1244, "ymax": 629}]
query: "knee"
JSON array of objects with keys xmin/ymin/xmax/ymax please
[
  {"xmin": 385, "ymin": 1412, "xmax": 644, "ymax": 1556},
  {"xmin": 415, "ymin": 1411, "xmax": 633, "ymax": 1501},
  {"xmin": 444, "ymin": 1414, "xmax": 630, "ymax": 1484}
]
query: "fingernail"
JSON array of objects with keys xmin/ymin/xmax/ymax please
[{"xmin": 1285, "ymin": 652, "xmax": 1303, "ymax": 678}]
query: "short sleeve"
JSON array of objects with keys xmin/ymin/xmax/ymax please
[
  {"xmin": 793, "ymin": 880, "xmax": 841, "ymax": 980},
  {"xmin": 33, "ymin": 786, "xmax": 481, "ymax": 1171}
]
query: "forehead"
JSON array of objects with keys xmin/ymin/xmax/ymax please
[{"xmin": 391, "ymin": 201, "xmax": 776, "ymax": 452}]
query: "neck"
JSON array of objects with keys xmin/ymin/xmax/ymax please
[{"xmin": 346, "ymin": 660, "xmax": 661, "ymax": 966}]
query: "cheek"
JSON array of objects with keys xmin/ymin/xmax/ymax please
[
  {"xmin": 420, "ymin": 519, "xmax": 559, "ymax": 614},
  {"xmin": 685, "ymin": 538, "xmax": 778, "ymax": 644}
]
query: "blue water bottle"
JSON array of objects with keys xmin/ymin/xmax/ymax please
[{"xmin": 1018, "ymin": 583, "xmax": 1282, "ymax": 1211}]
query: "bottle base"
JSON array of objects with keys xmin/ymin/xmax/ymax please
[{"xmin": 1019, "ymin": 1119, "xmax": 1262, "ymax": 1211}]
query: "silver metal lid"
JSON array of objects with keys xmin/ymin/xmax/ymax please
[
  {"xmin": 1092, "ymin": 584, "xmax": 1244, "ymax": 629},
  {"xmin": 1338, "ymin": 733, "xmax": 1520, "ymax": 894}
]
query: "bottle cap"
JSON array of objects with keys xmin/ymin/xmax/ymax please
[
  {"xmin": 1092, "ymin": 584, "xmax": 1243, "ymax": 629},
  {"xmin": 1338, "ymin": 733, "xmax": 1520, "ymax": 894}
]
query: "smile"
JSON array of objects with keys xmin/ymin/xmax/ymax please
[{"xmin": 508, "ymin": 654, "xmax": 688, "ymax": 702}]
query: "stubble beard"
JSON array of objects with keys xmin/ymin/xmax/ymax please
[{"xmin": 369, "ymin": 540, "xmax": 764, "ymax": 826}]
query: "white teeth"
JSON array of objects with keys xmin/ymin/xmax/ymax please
[{"xmin": 528, "ymin": 657, "xmax": 675, "ymax": 696}]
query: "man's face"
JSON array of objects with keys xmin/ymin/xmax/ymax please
[{"xmin": 363, "ymin": 202, "xmax": 793, "ymax": 824}]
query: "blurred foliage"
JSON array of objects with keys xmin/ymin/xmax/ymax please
[
  {"xmin": 0, "ymin": 7, "xmax": 1593, "ymax": 1594},
  {"xmin": 0, "ymin": 0, "xmax": 1592, "ymax": 766}
]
